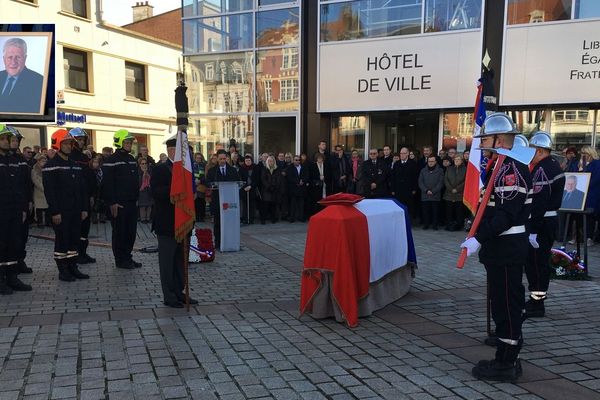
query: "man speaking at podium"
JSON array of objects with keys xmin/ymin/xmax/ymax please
[{"xmin": 206, "ymin": 149, "xmax": 239, "ymax": 248}]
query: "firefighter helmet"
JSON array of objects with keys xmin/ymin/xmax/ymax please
[
  {"xmin": 474, "ymin": 113, "xmax": 519, "ymax": 138},
  {"xmin": 113, "ymin": 129, "xmax": 136, "ymax": 149},
  {"xmin": 529, "ymin": 131, "xmax": 553, "ymax": 150},
  {"xmin": 51, "ymin": 129, "xmax": 74, "ymax": 150}
]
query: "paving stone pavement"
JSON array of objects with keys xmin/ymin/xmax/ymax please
[{"xmin": 1, "ymin": 220, "xmax": 599, "ymax": 400}]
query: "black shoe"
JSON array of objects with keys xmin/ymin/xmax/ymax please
[
  {"xmin": 17, "ymin": 260, "xmax": 33, "ymax": 274},
  {"xmin": 163, "ymin": 300, "xmax": 184, "ymax": 308},
  {"xmin": 177, "ymin": 296, "xmax": 199, "ymax": 305},
  {"xmin": 68, "ymin": 264, "xmax": 89, "ymax": 279},
  {"xmin": 422, "ymin": 225, "xmax": 429, "ymax": 230},
  {"xmin": 116, "ymin": 261, "xmax": 136, "ymax": 270},
  {"xmin": 7, "ymin": 271, "xmax": 32, "ymax": 291},
  {"xmin": 472, "ymin": 359, "xmax": 519, "ymax": 382},
  {"xmin": 261, "ymin": 220, "xmax": 266, "ymax": 225},
  {"xmin": 77, "ymin": 254, "xmax": 96, "ymax": 264},
  {"xmin": 432, "ymin": 225, "xmax": 438, "ymax": 231},
  {"xmin": 132, "ymin": 260, "xmax": 142, "ymax": 268},
  {"xmin": 524, "ymin": 298, "xmax": 545, "ymax": 318},
  {"xmin": 58, "ymin": 265, "xmax": 76, "ymax": 282}
]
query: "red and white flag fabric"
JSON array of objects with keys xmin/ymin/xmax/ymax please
[
  {"xmin": 463, "ymin": 78, "xmax": 487, "ymax": 215},
  {"xmin": 170, "ymin": 130, "xmax": 195, "ymax": 242}
]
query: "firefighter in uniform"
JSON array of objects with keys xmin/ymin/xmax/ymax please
[
  {"xmin": 102, "ymin": 129, "xmax": 141, "ymax": 269},
  {"xmin": 69, "ymin": 127, "xmax": 97, "ymax": 264},
  {"xmin": 42, "ymin": 129, "xmax": 89, "ymax": 281},
  {"xmin": 8, "ymin": 126, "xmax": 34, "ymax": 274},
  {"xmin": 0, "ymin": 125, "xmax": 32, "ymax": 293},
  {"xmin": 525, "ymin": 131, "xmax": 564, "ymax": 318},
  {"xmin": 461, "ymin": 113, "xmax": 533, "ymax": 382}
]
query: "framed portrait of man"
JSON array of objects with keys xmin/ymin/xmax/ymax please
[
  {"xmin": 560, "ymin": 172, "xmax": 591, "ymax": 211},
  {"xmin": 0, "ymin": 31, "xmax": 53, "ymax": 115}
]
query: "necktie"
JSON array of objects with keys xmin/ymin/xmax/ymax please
[
  {"xmin": 2, "ymin": 77, "xmax": 15, "ymax": 96},
  {"xmin": 221, "ymin": 167, "xmax": 225, "ymax": 176},
  {"xmin": 564, "ymin": 192, "xmax": 571, "ymax": 203}
]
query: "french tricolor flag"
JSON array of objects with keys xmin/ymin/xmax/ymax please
[
  {"xmin": 170, "ymin": 130, "xmax": 196, "ymax": 242},
  {"xmin": 463, "ymin": 78, "xmax": 487, "ymax": 215}
]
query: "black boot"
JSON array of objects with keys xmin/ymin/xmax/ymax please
[
  {"xmin": 472, "ymin": 340, "xmax": 522, "ymax": 382},
  {"xmin": 68, "ymin": 263, "xmax": 89, "ymax": 280},
  {"xmin": 77, "ymin": 240, "xmax": 96, "ymax": 264},
  {"xmin": 16, "ymin": 260, "xmax": 32, "ymax": 274},
  {"xmin": 524, "ymin": 297, "xmax": 545, "ymax": 318},
  {"xmin": 6, "ymin": 266, "xmax": 32, "ymax": 291},
  {"xmin": 57, "ymin": 261, "xmax": 76, "ymax": 282},
  {"xmin": 0, "ymin": 270, "xmax": 13, "ymax": 295}
]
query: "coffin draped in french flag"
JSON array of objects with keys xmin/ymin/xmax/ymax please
[{"xmin": 300, "ymin": 194, "xmax": 417, "ymax": 327}]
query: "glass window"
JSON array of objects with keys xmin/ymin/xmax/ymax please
[
  {"xmin": 186, "ymin": 52, "xmax": 254, "ymax": 114},
  {"xmin": 259, "ymin": 116, "xmax": 296, "ymax": 155},
  {"xmin": 506, "ymin": 110, "xmax": 545, "ymax": 136},
  {"xmin": 442, "ymin": 112, "xmax": 474, "ymax": 151},
  {"xmin": 507, "ymin": 0, "xmax": 571, "ymax": 25},
  {"xmin": 63, "ymin": 48, "xmax": 89, "ymax": 92},
  {"xmin": 331, "ymin": 116, "xmax": 366, "ymax": 156},
  {"xmin": 256, "ymin": 48, "xmax": 299, "ymax": 112},
  {"xmin": 62, "ymin": 0, "xmax": 87, "ymax": 18},
  {"xmin": 125, "ymin": 62, "xmax": 146, "ymax": 101},
  {"xmin": 575, "ymin": 0, "xmax": 600, "ymax": 19},
  {"xmin": 551, "ymin": 109, "xmax": 593, "ymax": 150},
  {"xmin": 189, "ymin": 115, "xmax": 254, "ymax": 158},
  {"xmin": 183, "ymin": 13, "xmax": 253, "ymax": 54},
  {"xmin": 424, "ymin": 0, "xmax": 481, "ymax": 32},
  {"xmin": 320, "ymin": 0, "xmax": 422, "ymax": 42},
  {"xmin": 257, "ymin": 8, "xmax": 300, "ymax": 47},
  {"xmin": 183, "ymin": 0, "xmax": 253, "ymax": 16},
  {"xmin": 260, "ymin": 0, "xmax": 296, "ymax": 6}
]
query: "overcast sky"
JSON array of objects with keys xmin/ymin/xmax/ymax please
[{"xmin": 102, "ymin": 0, "xmax": 181, "ymax": 26}]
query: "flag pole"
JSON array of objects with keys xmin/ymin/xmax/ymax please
[
  {"xmin": 457, "ymin": 154, "xmax": 506, "ymax": 269},
  {"xmin": 183, "ymin": 234, "xmax": 190, "ymax": 311}
]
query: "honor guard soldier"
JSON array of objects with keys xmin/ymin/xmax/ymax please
[
  {"xmin": 0, "ymin": 125, "xmax": 32, "ymax": 293},
  {"xmin": 525, "ymin": 131, "xmax": 565, "ymax": 318},
  {"xmin": 69, "ymin": 127, "xmax": 97, "ymax": 264},
  {"xmin": 43, "ymin": 129, "xmax": 89, "ymax": 281},
  {"xmin": 8, "ymin": 126, "xmax": 34, "ymax": 275},
  {"xmin": 102, "ymin": 129, "xmax": 141, "ymax": 269},
  {"xmin": 461, "ymin": 113, "xmax": 533, "ymax": 382}
]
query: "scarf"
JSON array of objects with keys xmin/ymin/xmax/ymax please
[{"xmin": 140, "ymin": 172, "xmax": 150, "ymax": 191}]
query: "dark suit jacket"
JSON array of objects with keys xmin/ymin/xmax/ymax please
[
  {"xmin": 562, "ymin": 189, "xmax": 585, "ymax": 210},
  {"xmin": 206, "ymin": 164, "xmax": 240, "ymax": 213},
  {"xmin": 150, "ymin": 160, "xmax": 175, "ymax": 237},
  {"xmin": 391, "ymin": 159, "xmax": 418, "ymax": 203},
  {"xmin": 361, "ymin": 159, "xmax": 388, "ymax": 198},
  {"xmin": 286, "ymin": 164, "xmax": 309, "ymax": 197},
  {"xmin": 0, "ymin": 68, "xmax": 44, "ymax": 113}
]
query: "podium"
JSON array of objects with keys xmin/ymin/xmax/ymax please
[{"xmin": 214, "ymin": 181, "xmax": 243, "ymax": 252}]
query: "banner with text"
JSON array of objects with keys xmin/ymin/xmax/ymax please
[
  {"xmin": 501, "ymin": 20, "xmax": 600, "ymax": 106},
  {"xmin": 317, "ymin": 31, "xmax": 481, "ymax": 112}
]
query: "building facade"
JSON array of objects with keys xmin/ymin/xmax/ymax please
[
  {"xmin": 182, "ymin": 0, "xmax": 600, "ymax": 159},
  {"xmin": 4, "ymin": 0, "xmax": 182, "ymax": 158}
]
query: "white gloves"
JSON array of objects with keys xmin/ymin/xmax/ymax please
[
  {"xmin": 529, "ymin": 234, "xmax": 539, "ymax": 249},
  {"xmin": 461, "ymin": 237, "xmax": 481, "ymax": 257}
]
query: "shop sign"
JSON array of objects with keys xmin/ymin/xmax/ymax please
[
  {"xmin": 318, "ymin": 31, "xmax": 481, "ymax": 112},
  {"xmin": 57, "ymin": 111, "xmax": 86, "ymax": 126},
  {"xmin": 501, "ymin": 19, "xmax": 600, "ymax": 105}
]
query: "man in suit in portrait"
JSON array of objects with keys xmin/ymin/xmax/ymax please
[
  {"xmin": 561, "ymin": 175, "xmax": 586, "ymax": 210},
  {"xmin": 206, "ymin": 149, "xmax": 240, "ymax": 248},
  {"xmin": 0, "ymin": 38, "xmax": 44, "ymax": 113}
]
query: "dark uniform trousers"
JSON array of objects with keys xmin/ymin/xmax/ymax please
[
  {"xmin": 526, "ymin": 218, "xmax": 556, "ymax": 295},
  {"xmin": 53, "ymin": 211, "xmax": 81, "ymax": 267},
  {"xmin": 476, "ymin": 157, "xmax": 532, "ymax": 362},
  {"xmin": 0, "ymin": 211, "xmax": 23, "ymax": 267},
  {"xmin": 111, "ymin": 201, "xmax": 138, "ymax": 265},
  {"xmin": 157, "ymin": 235, "xmax": 184, "ymax": 304},
  {"xmin": 79, "ymin": 213, "xmax": 91, "ymax": 255}
]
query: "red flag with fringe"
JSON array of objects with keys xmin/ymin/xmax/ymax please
[{"xmin": 170, "ymin": 130, "xmax": 195, "ymax": 242}]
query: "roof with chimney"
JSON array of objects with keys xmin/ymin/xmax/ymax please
[{"xmin": 123, "ymin": 2, "xmax": 182, "ymax": 47}]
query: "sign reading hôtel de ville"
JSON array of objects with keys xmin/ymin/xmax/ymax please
[
  {"xmin": 501, "ymin": 19, "xmax": 600, "ymax": 106},
  {"xmin": 317, "ymin": 31, "xmax": 481, "ymax": 112}
]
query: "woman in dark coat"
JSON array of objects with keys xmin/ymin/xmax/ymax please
[
  {"xmin": 260, "ymin": 156, "xmax": 280, "ymax": 224},
  {"xmin": 443, "ymin": 154, "xmax": 466, "ymax": 231}
]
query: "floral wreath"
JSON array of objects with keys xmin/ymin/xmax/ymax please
[{"xmin": 549, "ymin": 248, "xmax": 588, "ymax": 280}]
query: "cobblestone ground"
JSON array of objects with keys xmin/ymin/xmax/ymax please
[{"xmin": 0, "ymin": 220, "xmax": 599, "ymax": 400}]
